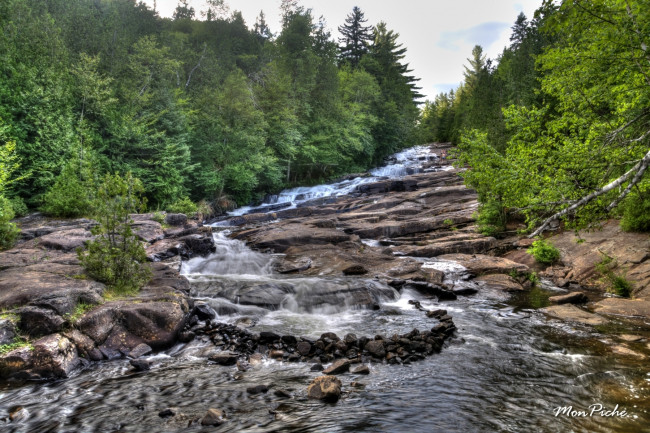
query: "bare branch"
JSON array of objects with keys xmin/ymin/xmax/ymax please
[{"xmin": 185, "ymin": 44, "xmax": 207, "ymax": 90}]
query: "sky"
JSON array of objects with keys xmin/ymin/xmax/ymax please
[{"xmin": 143, "ymin": 0, "xmax": 541, "ymax": 101}]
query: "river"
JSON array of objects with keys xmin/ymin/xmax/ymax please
[{"xmin": 0, "ymin": 145, "xmax": 648, "ymax": 432}]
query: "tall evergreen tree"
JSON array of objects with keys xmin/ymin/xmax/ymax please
[{"xmin": 338, "ymin": 6, "xmax": 372, "ymax": 67}]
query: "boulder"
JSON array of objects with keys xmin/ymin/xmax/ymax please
[
  {"xmin": 201, "ymin": 408, "xmax": 226, "ymax": 426},
  {"xmin": 296, "ymin": 341, "xmax": 312, "ymax": 356},
  {"xmin": 548, "ymin": 292, "xmax": 588, "ymax": 305},
  {"xmin": 322, "ymin": 358, "xmax": 350, "ymax": 375},
  {"xmin": 130, "ymin": 359, "xmax": 152, "ymax": 371},
  {"xmin": 364, "ymin": 340, "xmax": 386, "ymax": 358},
  {"xmin": 307, "ymin": 375, "xmax": 342, "ymax": 403},
  {"xmin": 17, "ymin": 306, "xmax": 65, "ymax": 337},
  {"xmin": 178, "ymin": 234, "xmax": 216, "ymax": 258},
  {"xmin": 6, "ymin": 334, "xmax": 81, "ymax": 379},
  {"xmin": 164, "ymin": 213, "xmax": 187, "ymax": 226}
]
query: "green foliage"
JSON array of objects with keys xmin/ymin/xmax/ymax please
[
  {"xmin": 152, "ymin": 211, "xmax": 166, "ymax": 225},
  {"xmin": 64, "ymin": 302, "xmax": 94, "ymax": 323},
  {"xmin": 610, "ymin": 276, "xmax": 632, "ymax": 298},
  {"xmin": 9, "ymin": 196, "xmax": 28, "ymax": 217},
  {"xmin": 42, "ymin": 156, "xmax": 96, "ymax": 218},
  {"xmin": 527, "ymin": 239, "xmax": 560, "ymax": 265},
  {"xmin": 78, "ymin": 173, "xmax": 151, "ymax": 295},
  {"xmin": 620, "ymin": 192, "xmax": 650, "ymax": 232},
  {"xmin": 0, "ymin": 338, "xmax": 30, "ymax": 356},
  {"xmin": 475, "ymin": 199, "xmax": 506, "ymax": 236},
  {"xmin": 166, "ymin": 197, "xmax": 198, "ymax": 215},
  {"xmin": 596, "ymin": 254, "xmax": 632, "ymax": 297},
  {"xmin": 0, "ymin": 196, "xmax": 19, "ymax": 250}
]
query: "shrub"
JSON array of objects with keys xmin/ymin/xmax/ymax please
[
  {"xmin": 166, "ymin": 197, "xmax": 197, "ymax": 216},
  {"xmin": 0, "ymin": 195, "xmax": 19, "ymax": 250},
  {"xmin": 620, "ymin": 192, "xmax": 650, "ymax": 232},
  {"xmin": 9, "ymin": 196, "xmax": 28, "ymax": 217},
  {"xmin": 78, "ymin": 172, "xmax": 151, "ymax": 295},
  {"xmin": 611, "ymin": 276, "xmax": 632, "ymax": 297},
  {"xmin": 42, "ymin": 159, "xmax": 95, "ymax": 218},
  {"xmin": 527, "ymin": 239, "xmax": 560, "ymax": 264},
  {"xmin": 476, "ymin": 199, "xmax": 506, "ymax": 236}
]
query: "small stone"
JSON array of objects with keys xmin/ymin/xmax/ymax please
[
  {"xmin": 201, "ymin": 408, "xmax": 226, "ymax": 426},
  {"xmin": 296, "ymin": 341, "xmax": 311, "ymax": 356},
  {"xmin": 249, "ymin": 353, "xmax": 263, "ymax": 365},
  {"xmin": 351, "ymin": 365, "xmax": 370, "ymax": 375},
  {"xmin": 611, "ymin": 345, "xmax": 646, "ymax": 359},
  {"xmin": 310, "ymin": 363, "xmax": 324, "ymax": 371},
  {"xmin": 246, "ymin": 385, "xmax": 269, "ymax": 395},
  {"xmin": 259, "ymin": 331, "xmax": 280, "ymax": 343},
  {"xmin": 307, "ymin": 375, "xmax": 342, "ymax": 402},
  {"xmin": 618, "ymin": 334, "xmax": 644, "ymax": 342},
  {"xmin": 158, "ymin": 408, "xmax": 175, "ymax": 418},
  {"xmin": 274, "ymin": 389, "xmax": 292, "ymax": 398},
  {"xmin": 269, "ymin": 350, "xmax": 284, "ymax": 360},
  {"xmin": 127, "ymin": 343, "xmax": 153, "ymax": 359},
  {"xmin": 9, "ymin": 406, "xmax": 29, "ymax": 422},
  {"xmin": 426, "ymin": 309, "xmax": 447, "ymax": 319},
  {"xmin": 350, "ymin": 382, "xmax": 365, "ymax": 388},
  {"xmin": 236, "ymin": 360, "xmax": 251, "ymax": 371},
  {"xmin": 322, "ymin": 358, "xmax": 350, "ymax": 375},
  {"xmin": 364, "ymin": 340, "xmax": 386, "ymax": 358},
  {"xmin": 208, "ymin": 352, "xmax": 238, "ymax": 365},
  {"xmin": 320, "ymin": 332, "xmax": 339, "ymax": 341},
  {"xmin": 129, "ymin": 359, "xmax": 152, "ymax": 371}
]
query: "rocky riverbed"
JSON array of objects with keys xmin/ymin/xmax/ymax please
[{"xmin": 1, "ymin": 143, "xmax": 649, "ymax": 432}]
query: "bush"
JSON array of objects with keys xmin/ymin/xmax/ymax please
[
  {"xmin": 611, "ymin": 276, "xmax": 632, "ymax": 297},
  {"xmin": 9, "ymin": 196, "xmax": 28, "ymax": 217},
  {"xmin": 0, "ymin": 195, "xmax": 20, "ymax": 250},
  {"xmin": 166, "ymin": 197, "xmax": 197, "ymax": 216},
  {"xmin": 476, "ymin": 199, "xmax": 506, "ymax": 236},
  {"xmin": 527, "ymin": 239, "xmax": 560, "ymax": 264},
  {"xmin": 620, "ymin": 193, "xmax": 650, "ymax": 232},
  {"xmin": 42, "ymin": 159, "xmax": 95, "ymax": 218},
  {"xmin": 78, "ymin": 173, "xmax": 151, "ymax": 295}
]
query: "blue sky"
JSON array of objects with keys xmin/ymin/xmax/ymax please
[{"xmin": 145, "ymin": 0, "xmax": 541, "ymax": 101}]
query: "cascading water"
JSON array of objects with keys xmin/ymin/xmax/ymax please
[
  {"xmin": 228, "ymin": 145, "xmax": 442, "ymax": 216},
  {"xmin": 1, "ymin": 145, "xmax": 648, "ymax": 433}
]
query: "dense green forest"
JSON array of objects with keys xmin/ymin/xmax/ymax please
[
  {"xmin": 0, "ymin": 0, "xmax": 421, "ymax": 223},
  {"xmin": 420, "ymin": 0, "xmax": 650, "ymax": 235}
]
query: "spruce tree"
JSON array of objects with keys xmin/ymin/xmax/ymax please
[{"xmin": 338, "ymin": 6, "xmax": 372, "ymax": 67}]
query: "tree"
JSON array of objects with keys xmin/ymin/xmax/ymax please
[
  {"xmin": 78, "ymin": 172, "xmax": 151, "ymax": 294},
  {"xmin": 0, "ymin": 139, "xmax": 25, "ymax": 250},
  {"xmin": 457, "ymin": 0, "xmax": 650, "ymax": 236},
  {"xmin": 338, "ymin": 6, "xmax": 372, "ymax": 67},
  {"xmin": 173, "ymin": 0, "xmax": 195, "ymax": 20}
]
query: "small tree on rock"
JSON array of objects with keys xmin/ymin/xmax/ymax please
[{"xmin": 78, "ymin": 172, "xmax": 151, "ymax": 294}]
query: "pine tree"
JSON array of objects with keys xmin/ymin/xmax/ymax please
[{"xmin": 338, "ymin": 6, "xmax": 373, "ymax": 68}]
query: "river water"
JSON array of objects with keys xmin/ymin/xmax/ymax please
[{"xmin": 1, "ymin": 146, "xmax": 648, "ymax": 433}]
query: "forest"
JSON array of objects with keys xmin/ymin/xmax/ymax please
[{"xmin": 0, "ymin": 0, "xmax": 421, "ymax": 234}]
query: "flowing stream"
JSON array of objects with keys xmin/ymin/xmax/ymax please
[{"xmin": 1, "ymin": 146, "xmax": 649, "ymax": 433}]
